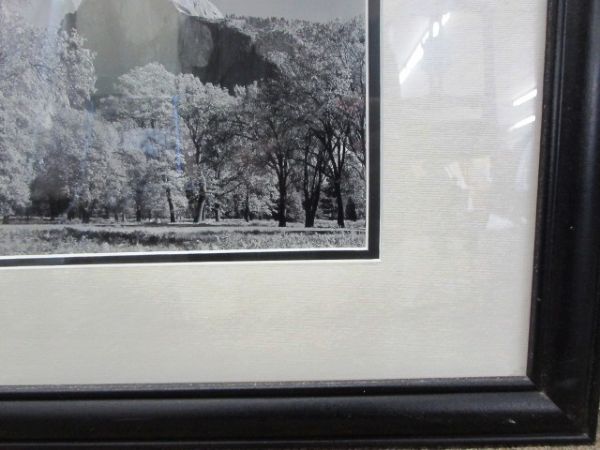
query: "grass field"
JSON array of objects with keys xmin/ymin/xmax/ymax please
[{"xmin": 0, "ymin": 220, "xmax": 366, "ymax": 256}]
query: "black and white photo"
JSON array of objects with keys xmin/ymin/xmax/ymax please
[{"xmin": 0, "ymin": 0, "xmax": 374, "ymax": 261}]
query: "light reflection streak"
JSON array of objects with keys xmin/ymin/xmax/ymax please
[
  {"xmin": 512, "ymin": 89, "xmax": 538, "ymax": 107},
  {"xmin": 399, "ymin": 12, "xmax": 451, "ymax": 85},
  {"xmin": 509, "ymin": 115, "xmax": 536, "ymax": 131}
]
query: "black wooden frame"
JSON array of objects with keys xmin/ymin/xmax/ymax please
[{"xmin": 1, "ymin": 0, "xmax": 600, "ymax": 447}]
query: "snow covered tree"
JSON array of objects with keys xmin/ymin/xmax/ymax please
[
  {"xmin": 297, "ymin": 133, "xmax": 327, "ymax": 228},
  {"xmin": 175, "ymin": 74, "xmax": 237, "ymax": 222},
  {"xmin": 56, "ymin": 30, "xmax": 97, "ymax": 109},
  {"xmin": 0, "ymin": 9, "xmax": 45, "ymax": 220},
  {"xmin": 0, "ymin": 6, "xmax": 96, "ymax": 221},
  {"xmin": 236, "ymin": 78, "xmax": 308, "ymax": 228},
  {"xmin": 336, "ymin": 17, "xmax": 368, "ymax": 180},
  {"xmin": 114, "ymin": 63, "xmax": 184, "ymax": 222},
  {"xmin": 0, "ymin": 92, "xmax": 32, "ymax": 221},
  {"xmin": 115, "ymin": 63, "xmax": 176, "ymax": 128},
  {"xmin": 119, "ymin": 127, "xmax": 159, "ymax": 222},
  {"xmin": 32, "ymin": 109, "xmax": 122, "ymax": 222},
  {"xmin": 300, "ymin": 22, "xmax": 360, "ymax": 228},
  {"xmin": 269, "ymin": 18, "xmax": 366, "ymax": 228}
]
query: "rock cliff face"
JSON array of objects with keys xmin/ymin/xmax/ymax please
[
  {"xmin": 171, "ymin": 0, "xmax": 223, "ymax": 19},
  {"xmin": 179, "ymin": 16, "xmax": 279, "ymax": 91},
  {"xmin": 64, "ymin": 0, "xmax": 278, "ymax": 95}
]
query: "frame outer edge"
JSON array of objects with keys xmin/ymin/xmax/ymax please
[
  {"xmin": 530, "ymin": 0, "xmax": 600, "ymax": 439},
  {"xmin": 0, "ymin": 392, "xmax": 580, "ymax": 444},
  {"xmin": 579, "ymin": 0, "xmax": 600, "ymax": 438}
]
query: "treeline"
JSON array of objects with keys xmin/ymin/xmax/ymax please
[{"xmin": 0, "ymin": 7, "xmax": 366, "ymax": 228}]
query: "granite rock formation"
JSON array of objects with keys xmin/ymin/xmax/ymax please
[{"xmin": 63, "ymin": 0, "xmax": 278, "ymax": 95}]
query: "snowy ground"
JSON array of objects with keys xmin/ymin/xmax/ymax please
[{"xmin": 0, "ymin": 220, "xmax": 366, "ymax": 256}]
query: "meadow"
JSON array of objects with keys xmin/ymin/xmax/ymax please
[{"xmin": 0, "ymin": 220, "xmax": 366, "ymax": 256}]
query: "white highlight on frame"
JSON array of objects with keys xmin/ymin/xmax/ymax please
[
  {"xmin": 510, "ymin": 115, "xmax": 536, "ymax": 131},
  {"xmin": 399, "ymin": 12, "xmax": 451, "ymax": 85},
  {"xmin": 513, "ymin": 89, "xmax": 538, "ymax": 107}
]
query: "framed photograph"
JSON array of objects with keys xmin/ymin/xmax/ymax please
[
  {"xmin": 0, "ymin": 0, "xmax": 599, "ymax": 447},
  {"xmin": 0, "ymin": 0, "xmax": 378, "ymax": 267}
]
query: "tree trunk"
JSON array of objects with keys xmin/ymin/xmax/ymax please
[
  {"xmin": 305, "ymin": 210, "xmax": 316, "ymax": 228},
  {"xmin": 215, "ymin": 203, "xmax": 221, "ymax": 222},
  {"xmin": 303, "ymin": 196, "xmax": 318, "ymax": 228},
  {"xmin": 277, "ymin": 180, "xmax": 287, "ymax": 228},
  {"xmin": 193, "ymin": 194, "xmax": 206, "ymax": 223},
  {"xmin": 334, "ymin": 180, "xmax": 345, "ymax": 228},
  {"xmin": 278, "ymin": 198, "xmax": 287, "ymax": 228},
  {"xmin": 303, "ymin": 188, "xmax": 321, "ymax": 228},
  {"xmin": 49, "ymin": 200, "xmax": 57, "ymax": 220},
  {"xmin": 82, "ymin": 209, "xmax": 91, "ymax": 224},
  {"xmin": 136, "ymin": 207, "xmax": 142, "ymax": 223},
  {"xmin": 193, "ymin": 173, "xmax": 208, "ymax": 224},
  {"xmin": 166, "ymin": 187, "xmax": 176, "ymax": 223},
  {"xmin": 2, "ymin": 215, "xmax": 9, "ymax": 225},
  {"xmin": 244, "ymin": 192, "xmax": 250, "ymax": 222},
  {"xmin": 233, "ymin": 197, "xmax": 240, "ymax": 219}
]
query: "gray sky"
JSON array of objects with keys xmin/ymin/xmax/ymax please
[{"xmin": 211, "ymin": 0, "xmax": 366, "ymax": 22}]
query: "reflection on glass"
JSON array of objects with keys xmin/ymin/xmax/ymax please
[
  {"xmin": 513, "ymin": 88, "xmax": 538, "ymax": 107},
  {"xmin": 383, "ymin": 0, "xmax": 546, "ymax": 318},
  {"xmin": 398, "ymin": 11, "xmax": 451, "ymax": 86},
  {"xmin": 510, "ymin": 115, "xmax": 536, "ymax": 131}
]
